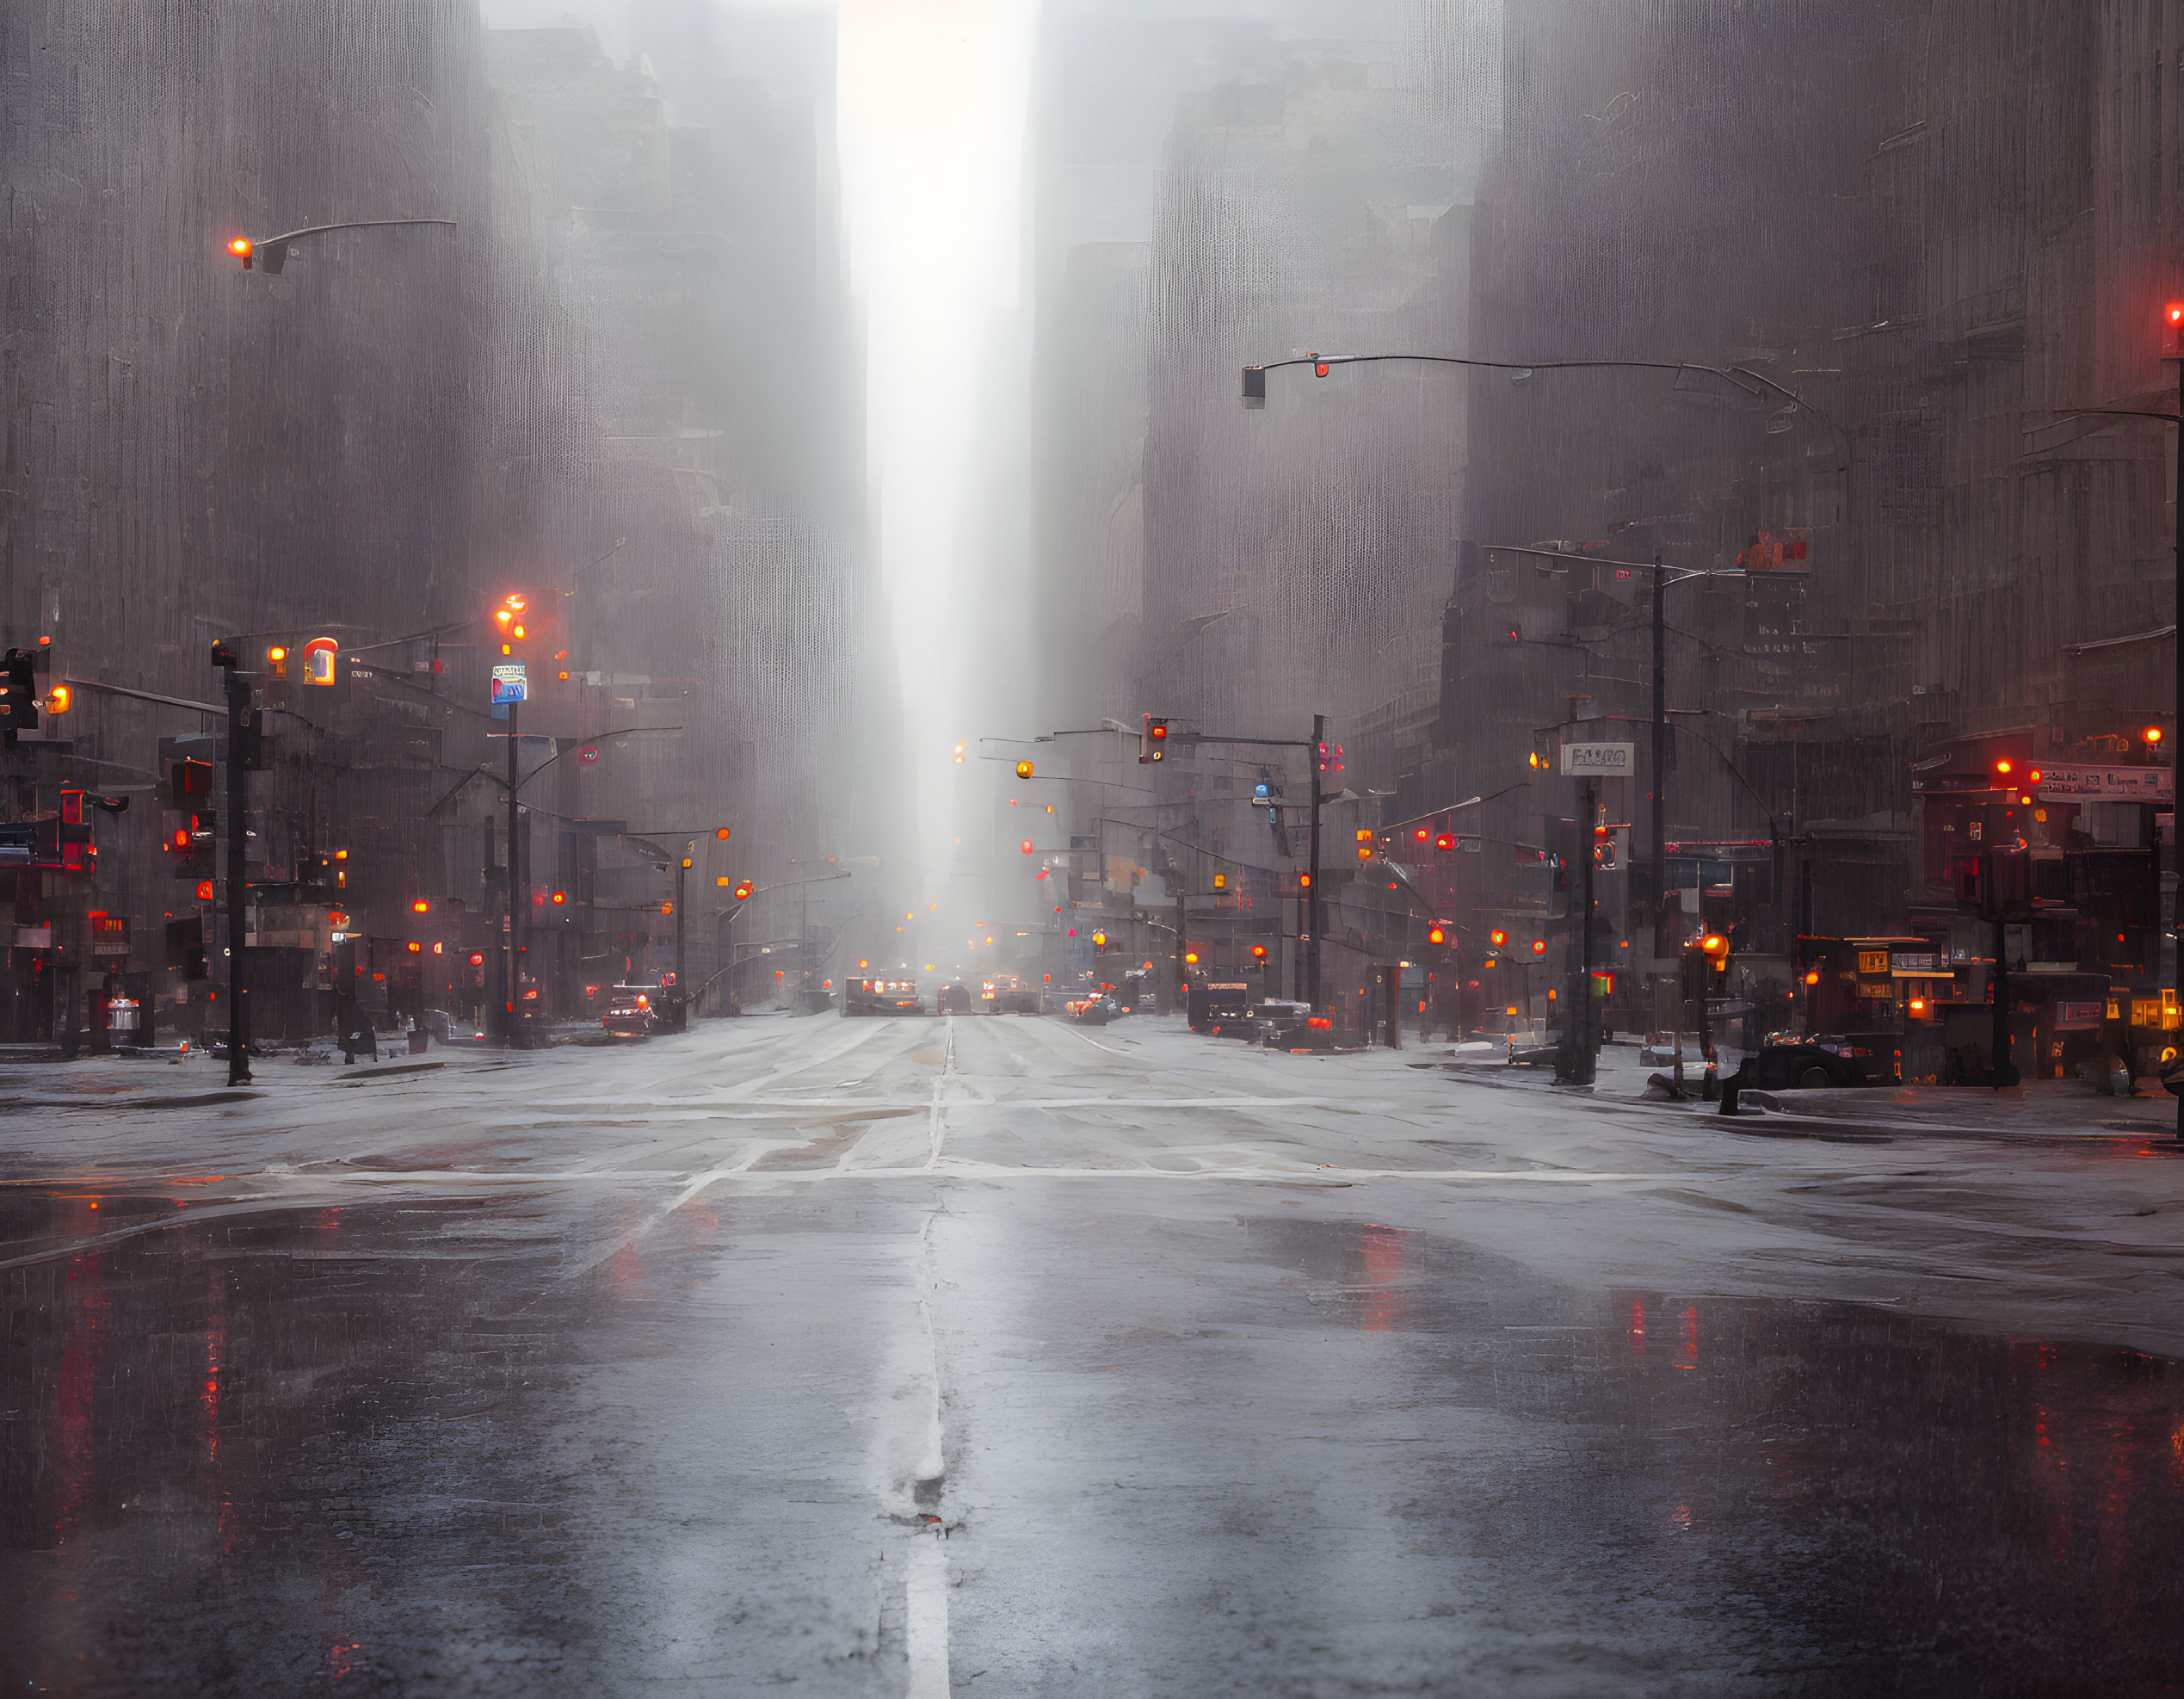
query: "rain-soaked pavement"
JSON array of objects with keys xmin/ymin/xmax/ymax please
[{"xmin": 2, "ymin": 1015, "xmax": 2180, "ymax": 1695}]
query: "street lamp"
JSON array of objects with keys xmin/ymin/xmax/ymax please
[{"xmin": 225, "ymin": 218, "xmax": 458, "ymax": 275}]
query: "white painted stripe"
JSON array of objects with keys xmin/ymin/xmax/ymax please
[{"xmin": 904, "ymin": 1537, "xmax": 950, "ymax": 1698}]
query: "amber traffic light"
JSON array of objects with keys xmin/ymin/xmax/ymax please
[
  {"xmin": 228, "ymin": 235, "xmax": 254, "ymax": 268},
  {"xmin": 2146, "ymin": 725, "xmax": 2164, "ymax": 745},
  {"xmin": 411, "ymin": 899, "xmax": 429, "ymax": 914},
  {"xmin": 1015, "ymin": 760, "xmax": 1033, "ymax": 780},
  {"xmin": 1427, "ymin": 925, "xmax": 1447, "ymax": 946}
]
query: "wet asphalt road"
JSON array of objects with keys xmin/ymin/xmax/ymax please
[{"xmin": 2, "ymin": 1014, "xmax": 2181, "ymax": 1696}]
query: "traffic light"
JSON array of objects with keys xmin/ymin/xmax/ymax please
[
  {"xmin": 228, "ymin": 234, "xmax": 254, "ymax": 269},
  {"xmin": 1530, "ymin": 938, "xmax": 1546, "ymax": 956},
  {"xmin": 1, "ymin": 648, "xmax": 37, "ymax": 744},
  {"xmin": 733, "ymin": 880, "xmax": 754, "ymax": 900},
  {"xmin": 1427, "ymin": 925, "xmax": 1447, "ymax": 946},
  {"xmin": 2146, "ymin": 725, "xmax": 2165, "ymax": 747},
  {"xmin": 1021, "ymin": 838, "xmax": 1035, "ymax": 854},
  {"xmin": 302, "ymin": 637, "xmax": 338, "ymax": 687},
  {"xmin": 1434, "ymin": 833, "xmax": 1454, "ymax": 851},
  {"xmin": 1489, "ymin": 929, "xmax": 1507, "ymax": 949},
  {"xmin": 1212, "ymin": 872, "xmax": 1226, "ymax": 890},
  {"xmin": 1015, "ymin": 760, "xmax": 1033, "ymax": 780},
  {"xmin": 1140, "ymin": 714, "xmax": 1169, "ymax": 763},
  {"xmin": 44, "ymin": 683, "xmax": 71, "ymax": 716},
  {"xmin": 1250, "ymin": 944, "xmax": 1268, "ymax": 960}
]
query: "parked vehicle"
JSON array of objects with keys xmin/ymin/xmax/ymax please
[
  {"xmin": 1744, "ymin": 1031, "xmax": 1903, "ymax": 1089},
  {"xmin": 602, "ymin": 985, "xmax": 660, "ymax": 1039},
  {"xmin": 1251, "ymin": 999, "xmax": 1315, "ymax": 1047},
  {"xmin": 937, "ymin": 982, "xmax": 974, "ymax": 1015},
  {"xmin": 422, "ymin": 1009, "xmax": 488, "ymax": 1046},
  {"xmin": 845, "ymin": 978, "xmax": 925, "ymax": 1016},
  {"xmin": 1187, "ymin": 982, "xmax": 1252, "ymax": 1034},
  {"xmin": 979, "ymin": 974, "xmax": 1039, "ymax": 1014},
  {"xmin": 1066, "ymin": 993, "xmax": 1121, "ymax": 1025}
]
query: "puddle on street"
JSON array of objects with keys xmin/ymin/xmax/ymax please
[
  {"xmin": 1244, "ymin": 1214, "xmax": 2184, "ymax": 1695},
  {"xmin": 2, "ymin": 1191, "xmax": 2177, "ymax": 1695}
]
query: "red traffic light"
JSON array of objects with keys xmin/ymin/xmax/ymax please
[
  {"xmin": 1530, "ymin": 938, "xmax": 1546, "ymax": 955},
  {"xmin": 733, "ymin": 880, "xmax": 754, "ymax": 900},
  {"xmin": 1434, "ymin": 833, "xmax": 1454, "ymax": 851},
  {"xmin": 195, "ymin": 880, "xmax": 215, "ymax": 900},
  {"xmin": 551, "ymin": 891, "xmax": 566, "ymax": 905},
  {"xmin": 2169, "ymin": 302, "xmax": 2184, "ymax": 328},
  {"xmin": 1021, "ymin": 838, "xmax": 1035, "ymax": 854},
  {"xmin": 469, "ymin": 952, "xmax": 486, "ymax": 967},
  {"xmin": 1489, "ymin": 929, "xmax": 1507, "ymax": 948},
  {"xmin": 1427, "ymin": 926, "xmax": 1447, "ymax": 946},
  {"xmin": 411, "ymin": 899, "xmax": 429, "ymax": 914},
  {"xmin": 1250, "ymin": 944, "xmax": 1268, "ymax": 959},
  {"xmin": 714, "ymin": 826, "xmax": 731, "ymax": 840},
  {"xmin": 227, "ymin": 235, "xmax": 254, "ymax": 268}
]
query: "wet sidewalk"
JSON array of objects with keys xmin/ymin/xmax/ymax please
[{"xmin": 1423, "ymin": 1039, "xmax": 2184, "ymax": 1142}]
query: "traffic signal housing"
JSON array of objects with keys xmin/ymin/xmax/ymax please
[
  {"xmin": 1140, "ymin": 714, "xmax": 1169, "ymax": 763},
  {"xmin": 0, "ymin": 648, "xmax": 37, "ymax": 744}
]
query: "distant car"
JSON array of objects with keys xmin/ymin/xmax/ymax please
[
  {"xmin": 1066, "ymin": 994, "xmax": 1120, "ymax": 1025},
  {"xmin": 1188, "ymin": 982, "xmax": 1252, "ymax": 1034},
  {"xmin": 845, "ymin": 978, "xmax": 925, "ymax": 1016},
  {"xmin": 421, "ymin": 1009, "xmax": 488, "ymax": 1045},
  {"xmin": 1744, "ymin": 1032, "xmax": 1902, "ymax": 1089},
  {"xmin": 602, "ymin": 985, "xmax": 659, "ymax": 1039},
  {"xmin": 937, "ymin": 983, "xmax": 974, "ymax": 1015},
  {"xmin": 978, "ymin": 975, "xmax": 1039, "ymax": 1014}
]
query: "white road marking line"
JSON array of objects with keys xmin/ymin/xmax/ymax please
[
  {"xmin": 904, "ymin": 1538, "xmax": 950, "ymax": 1699},
  {"xmin": 925, "ymin": 1020, "xmax": 955, "ymax": 1170}
]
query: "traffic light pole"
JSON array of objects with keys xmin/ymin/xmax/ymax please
[
  {"xmin": 213, "ymin": 650, "xmax": 252, "ymax": 1086},
  {"xmin": 1651, "ymin": 551, "xmax": 1668, "ymax": 952},
  {"xmin": 676, "ymin": 850, "xmax": 688, "ymax": 1012},
  {"xmin": 1308, "ymin": 713, "xmax": 1325, "ymax": 1010},
  {"xmin": 506, "ymin": 698, "xmax": 523, "ymax": 1047}
]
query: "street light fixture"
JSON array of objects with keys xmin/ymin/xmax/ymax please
[{"xmin": 225, "ymin": 218, "xmax": 458, "ymax": 275}]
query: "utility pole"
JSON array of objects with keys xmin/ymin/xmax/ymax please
[
  {"xmin": 1308, "ymin": 712, "xmax": 1325, "ymax": 1010},
  {"xmin": 212, "ymin": 643, "xmax": 252, "ymax": 1086},
  {"xmin": 1579, "ymin": 781, "xmax": 1597, "ymax": 1083},
  {"xmin": 506, "ymin": 697, "xmax": 522, "ymax": 1047},
  {"xmin": 676, "ymin": 843, "xmax": 690, "ymax": 1014},
  {"xmin": 1651, "ymin": 548, "xmax": 1668, "ymax": 952}
]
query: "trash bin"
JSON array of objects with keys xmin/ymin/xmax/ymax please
[{"xmin": 409, "ymin": 1028, "xmax": 429, "ymax": 1055}]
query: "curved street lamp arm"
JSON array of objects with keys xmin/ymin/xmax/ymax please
[{"xmin": 248, "ymin": 218, "xmax": 458, "ymax": 275}]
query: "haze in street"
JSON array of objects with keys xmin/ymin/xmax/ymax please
[{"xmin": 2, "ymin": 1, "xmax": 2180, "ymax": 1694}]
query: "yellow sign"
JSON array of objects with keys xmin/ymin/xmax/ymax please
[{"xmin": 1857, "ymin": 950, "xmax": 1890, "ymax": 976}]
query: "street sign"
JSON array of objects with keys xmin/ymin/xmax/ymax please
[
  {"xmin": 490, "ymin": 663, "xmax": 527, "ymax": 705},
  {"xmin": 2033, "ymin": 763, "xmax": 2171, "ymax": 802},
  {"xmin": 1560, "ymin": 742, "xmax": 1634, "ymax": 776}
]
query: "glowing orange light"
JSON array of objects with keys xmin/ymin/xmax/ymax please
[
  {"xmin": 1490, "ymin": 929, "xmax": 1507, "ymax": 948},
  {"xmin": 1700, "ymin": 934, "xmax": 1726, "ymax": 954},
  {"xmin": 407, "ymin": 942, "xmax": 421, "ymax": 954},
  {"xmin": 195, "ymin": 880, "xmax": 214, "ymax": 900},
  {"xmin": 45, "ymin": 683, "xmax": 71, "ymax": 714},
  {"xmin": 1184, "ymin": 952, "xmax": 1200, "ymax": 964},
  {"xmin": 1994, "ymin": 758, "xmax": 2013, "ymax": 776},
  {"xmin": 1021, "ymin": 839, "xmax": 1034, "ymax": 854},
  {"xmin": 2169, "ymin": 301, "xmax": 2184, "ymax": 327},
  {"xmin": 411, "ymin": 899, "xmax": 429, "ymax": 913},
  {"xmin": 1805, "ymin": 969, "xmax": 1820, "ymax": 985},
  {"xmin": 2146, "ymin": 726, "xmax": 2164, "ymax": 744},
  {"xmin": 714, "ymin": 826, "xmax": 730, "ymax": 840},
  {"xmin": 227, "ymin": 235, "xmax": 253, "ymax": 265},
  {"xmin": 1427, "ymin": 926, "xmax": 1446, "ymax": 945},
  {"xmin": 551, "ymin": 891, "xmax": 565, "ymax": 905},
  {"xmin": 1015, "ymin": 760, "xmax": 1033, "ymax": 780},
  {"xmin": 1251, "ymin": 944, "xmax": 1268, "ymax": 959},
  {"xmin": 734, "ymin": 880, "xmax": 753, "ymax": 899},
  {"xmin": 1532, "ymin": 938, "xmax": 1547, "ymax": 955}
]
